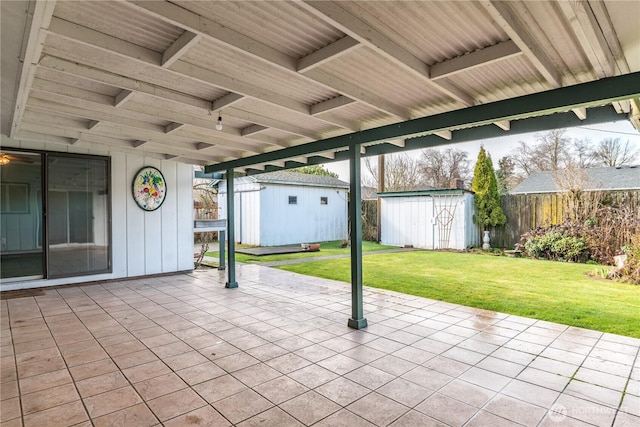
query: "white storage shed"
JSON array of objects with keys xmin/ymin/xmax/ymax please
[
  {"xmin": 380, "ymin": 189, "xmax": 479, "ymax": 250},
  {"xmin": 219, "ymin": 171, "xmax": 349, "ymax": 246}
]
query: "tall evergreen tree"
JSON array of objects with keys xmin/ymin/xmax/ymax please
[{"xmin": 472, "ymin": 147, "xmax": 506, "ymax": 231}]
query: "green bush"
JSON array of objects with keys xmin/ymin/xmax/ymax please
[
  {"xmin": 621, "ymin": 236, "xmax": 640, "ymax": 285},
  {"xmin": 521, "ymin": 230, "xmax": 589, "ymax": 263}
]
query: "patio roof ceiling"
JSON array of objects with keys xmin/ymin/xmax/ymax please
[{"xmin": 2, "ymin": 1, "xmax": 640, "ymax": 170}]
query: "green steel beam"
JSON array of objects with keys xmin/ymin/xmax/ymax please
[
  {"xmin": 242, "ymin": 105, "xmax": 623, "ymax": 176},
  {"xmin": 348, "ymin": 145, "xmax": 367, "ymax": 330},
  {"xmin": 225, "ymin": 168, "xmax": 238, "ymax": 289},
  {"xmin": 205, "ymin": 72, "xmax": 640, "ymax": 174}
]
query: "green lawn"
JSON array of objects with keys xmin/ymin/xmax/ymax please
[
  {"xmin": 278, "ymin": 251, "xmax": 640, "ymax": 338},
  {"xmin": 205, "ymin": 240, "xmax": 396, "ymax": 263}
]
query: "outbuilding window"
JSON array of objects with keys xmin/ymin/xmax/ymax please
[
  {"xmin": 320, "ymin": 197, "xmax": 328, "ymax": 205},
  {"xmin": 288, "ymin": 196, "xmax": 297, "ymax": 205}
]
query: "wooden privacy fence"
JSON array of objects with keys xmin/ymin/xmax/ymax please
[{"xmin": 490, "ymin": 190, "xmax": 640, "ymax": 248}]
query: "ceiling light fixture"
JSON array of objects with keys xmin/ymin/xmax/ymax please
[
  {"xmin": 215, "ymin": 113, "xmax": 223, "ymax": 131},
  {"xmin": 0, "ymin": 153, "xmax": 10, "ymax": 166}
]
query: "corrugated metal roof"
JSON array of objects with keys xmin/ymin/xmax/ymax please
[
  {"xmin": 249, "ymin": 170, "xmax": 349, "ymax": 188},
  {"xmin": 511, "ymin": 166, "xmax": 640, "ymax": 193},
  {"xmin": 3, "ymin": 0, "xmax": 638, "ymax": 167}
]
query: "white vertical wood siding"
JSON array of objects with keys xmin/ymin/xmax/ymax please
[
  {"xmin": 381, "ymin": 193, "xmax": 477, "ymax": 250},
  {"xmin": 219, "ymin": 180, "xmax": 348, "ymax": 246},
  {"xmin": 1, "ymin": 138, "xmax": 193, "ymax": 291}
]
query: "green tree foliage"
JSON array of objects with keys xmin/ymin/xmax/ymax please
[
  {"xmin": 290, "ymin": 165, "xmax": 339, "ymax": 178},
  {"xmin": 472, "ymin": 147, "xmax": 506, "ymax": 230}
]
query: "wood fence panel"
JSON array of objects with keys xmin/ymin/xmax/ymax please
[{"xmin": 490, "ymin": 190, "xmax": 640, "ymax": 248}]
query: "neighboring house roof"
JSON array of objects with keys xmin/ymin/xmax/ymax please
[
  {"xmin": 511, "ymin": 166, "xmax": 640, "ymax": 194},
  {"xmin": 249, "ymin": 171, "xmax": 349, "ymax": 189}
]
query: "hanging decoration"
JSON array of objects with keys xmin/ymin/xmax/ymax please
[{"xmin": 132, "ymin": 166, "xmax": 166, "ymax": 211}]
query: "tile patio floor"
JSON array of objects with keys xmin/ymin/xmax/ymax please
[{"xmin": 1, "ymin": 264, "xmax": 639, "ymax": 426}]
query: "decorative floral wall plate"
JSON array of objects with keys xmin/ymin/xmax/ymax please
[{"xmin": 132, "ymin": 166, "xmax": 166, "ymax": 211}]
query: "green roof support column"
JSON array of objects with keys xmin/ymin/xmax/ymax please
[
  {"xmin": 225, "ymin": 169, "xmax": 238, "ymax": 288},
  {"xmin": 348, "ymin": 145, "xmax": 367, "ymax": 330}
]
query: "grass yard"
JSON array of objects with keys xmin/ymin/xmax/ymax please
[
  {"xmin": 278, "ymin": 251, "xmax": 640, "ymax": 338},
  {"xmin": 205, "ymin": 240, "xmax": 396, "ymax": 263}
]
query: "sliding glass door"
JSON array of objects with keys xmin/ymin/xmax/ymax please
[
  {"xmin": 0, "ymin": 151, "xmax": 44, "ymax": 280},
  {"xmin": 47, "ymin": 155, "xmax": 110, "ymax": 278},
  {"xmin": 0, "ymin": 150, "xmax": 110, "ymax": 283}
]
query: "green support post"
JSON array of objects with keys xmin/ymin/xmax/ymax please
[
  {"xmin": 218, "ymin": 230, "xmax": 226, "ymax": 271},
  {"xmin": 225, "ymin": 169, "xmax": 238, "ymax": 288},
  {"xmin": 348, "ymin": 145, "xmax": 367, "ymax": 329}
]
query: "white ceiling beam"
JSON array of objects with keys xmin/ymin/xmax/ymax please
[
  {"xmin": 434, "ymin": 130, "xmax": 452, "ymax": 140},
  {"xmin": 304, "ymin": 68, "xmax": 409, "ymax": 120},
  {"xmin": 222, "ymin": 107, "xmax": 319, "ymax": 140},
  {"xmin": 241, "ymin": 125, "xmax": 269, "ymax": 137},
  {"xmin": 431, "ymin": 40, "xmax": 522, "ymax": 80},
  {"xmin": 314, "ymin": 152, "xmax": 336, "ymax": 160},
  {"xmin": 572, "ymin": 107, "xmax": 587, "ymax": 120},
  {"xmin": 126, "ymin": 0, "xmax": 408, "ymax": 122},
  {"xmin": 69, "ymin": 138, "xmax": 80, "ymax": 145},
  {"xmin": 114, "ymin": 89, "xmax": 134, "ymax": 107},
  {"xmin": 557, "ymin": 1, "xmax": 614, "ymax": 79},
  {"xmin": 299, "ymin": 1, "xmax": 474, "ymax": 106},
  {"xmin": 165, "ymin": 122, "xmax": 185, "ymax": 134},
  {"xmin": 212, "ymin": 93, "xmax": 245, "ymax": 112},
  {"xmin": 162, "ymin": 31, "xmax": 201, "ymax": 68},
  {"xmin": 482, "ymin": 1, "xmax": 561, "ymax": 88},
  {"xmin": 88, "ymin": 120, "xmax": 100, "ymax": 130},
  {"xmin": 310, "ymin": 96, "xmax": 356, "ymax": 115},
  {"xmin": 44, "ymin": 22, "xmax": 352, "ymax": 135},
  {"xmin": 133, "ymin": 140, "xmax": 151, "ymax": 148},
  {"xmin": 165, "ymin": 154, "xmax": 180, "ymax": 160},
  {"xmin": 297, "ymin": 36, "xmax": 361, "ymax": 72},
  {"xmin": 494, "ymin": 120, "xmax": 510, "ymax": 131},
  {"xmin": 9, "ymin": 0, "xmax": 57, "ymax": 138}
]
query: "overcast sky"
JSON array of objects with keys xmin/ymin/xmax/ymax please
[{"xmin": 324, "ymin": 119, "xmax": 640, "ymax": 182}]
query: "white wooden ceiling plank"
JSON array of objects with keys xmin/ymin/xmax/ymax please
[
  {"xmin": 494, "ymin": 120, "xmax": 511, "ymax": 131},
  {"xmin": 10, "ymin": 0, "xmax": 57, "ymax": 138},
  {"xmin": 431, "ymin": 40, "xmax": 522, "ymax": 80},
  {"xmin": 212, "ymin": 93, "xmax": 245, "ymax": 112},
  {"xmin": 165, "ymin": 122, "xmax": 185, "ymax": 134},
  {"xmin": 88, "ymin": 120, "xmax": 100, "ymax": 130},
  {"xmin": 481, "ymin": 1, "xmax": 561, "ymax": 88},
  {"xmin": 297, "ymin": 36, "xmax": 361, "ymax": 72},
  {"xmin": 114, "ymin": 89, "xmax": 134, "ymax": 107},
  {"xmin": 241, "ymin": 125, "xmax": 269, "ymax": 137},
  {"xmin": 434, "ymin": 130, "xmax": 452, "ymax": 140},
  {"xmin": 127, "ymin": 0, "xmax": 409, "ymax": 124},
  {"xmin": 310, "ymin": 96, "xmax": 356, "ymax": 115},
  {"xmin": 300, "ymin": 1, "xmax": 473, "ymax": 106},
  {"xmin": 303, "ymin": 68, "xmax": 409, "ymax": 120},
  {"xmin": 162, "ymin": 31, "xmax": 202, "ymax": 68},
  {"xmin": 557, "ymin": 0, "xmax": 615, "ymax": 79}
]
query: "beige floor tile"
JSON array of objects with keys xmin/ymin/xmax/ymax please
[
  {"xmin": 438, "ymin": 379, "xmax": 495, "ymax": 408},
  {"xmin": 287, "ymin": 364, "xmax": 338, "ymax": 388},
  {"xmin": 164, "ymin": 350, "xmax": 209, "ymax": 371},
  {"xmin": 164, "ymin": 405, "xmax": 230, "ymax": 427},
  {"xmin": 484, "ymin": 394, "xmax": 547, "ymax": 426},
  {"xmin": 93, "ymin": 403, "xmax": 158, "ymax": 427},
  {"xmin": 83, "ymin": 385, "xmax": 143, "ymax": 418},
  {"xmin": 112, "ymin": 348, "xmax": 159, "ymax": 369},
  {"xmin": 193, "ymin": 374, "xmax": 248, "ymax": 403},
  {"xmin": 22, "ymin": 382, "xmax": 80, "ymax": 415},
  {"xmin": 316, "ymin": 377, "xmax": 371, "ymax": 406},
  {"xmin": 465, "ymin": 409, "xmax": 519, "ymax": 427},
  {"xmin": 280, "ymin": 390, "xmax": 341, "ymax": 425},
  {"xmin": 312, "ymin": 409, "xmax": 377, "ymax": 427},
  {"xmin": 237, "ymin": 406, "xmax": 303, "ymax": 427},
  {"xmin": 75, "ymin": 371, "xmax": 130, "ymax": 398},
  {"xmin": 214, "ymin": 351, "xmax": 260, "ymax": 373},
  {"xmin": 69, "ymin": 358, "xmax": 119, "ymax": 381},
  {"xmin": 264, "ymin": 353, "xmax": 313, "ymax": 375},
  {"xmin": 213, "ymin": 389, "xmax": 273, "ymax": 424},
  {"xmin": 388, "ymin": 410, "xmax": 447, "ymax": 427},
  {"xmin": 253, "ymin": 375, "xmax": 308, "ymax": 405},
  {"xmin": 415, "ymin": 393, "xmax": 477, "ymax": 427},
  {"xmin": 0, "ymin": 396, "xmax": 21, "ymax": 422},
  {"xmin": 17, "ymin": 355, "xmax": 66, "ymax": 379},
  {"xmin": 377, "ymin": 377, "xmax": 433, "ymax": 407},
  {"xmin": 23, "ymin": 400, "xmax": 88, "ymax": 427},
  {"xmin": 345, "ymin": 365, "xmax": 395, "ymax": 390},
  {"xmin": 147, "ymin": 387, "xmax": 207, "ymax": 421},
  {"xmin": 1, "ymin": 380, "xmax": 19, "ymax": 400},
  {"xmin": 347, "ymin": 392, "xmax": 410, "ymax": 426},
  {"xmin": 401, "ymin": 366, "xmax": 453, "ymax": 391},
  {"xmin": 134, "ymin": 372, "xmax": 188, "ymax": 400},
  {"xmin": 122, "ymin": 360, "xmax": 171, "ymax": 383},
  {"xmin": 176, "ymin": 361, "xmax": 226, "ymax": 386}
]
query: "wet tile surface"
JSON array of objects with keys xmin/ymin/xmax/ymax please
[{"xmin": 2, "ymin": 265, "xmax": 639, "ymax": 426}]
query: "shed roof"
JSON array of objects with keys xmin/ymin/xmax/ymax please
[
  {"xmin": 511, "ymin": 166, "xmax": 640, "ymax": 194},
  {"xmin": 379, "ymin": 189, "xmax": 472, "ymax": 198},
  {"xmin": 250, "ymin": 171, "xmax": 349, "ymax": 189}
]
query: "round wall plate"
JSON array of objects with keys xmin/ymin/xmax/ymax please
[{"xmin": 132, "ymin": 166, "xmax": 167, "ymax": 211}]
